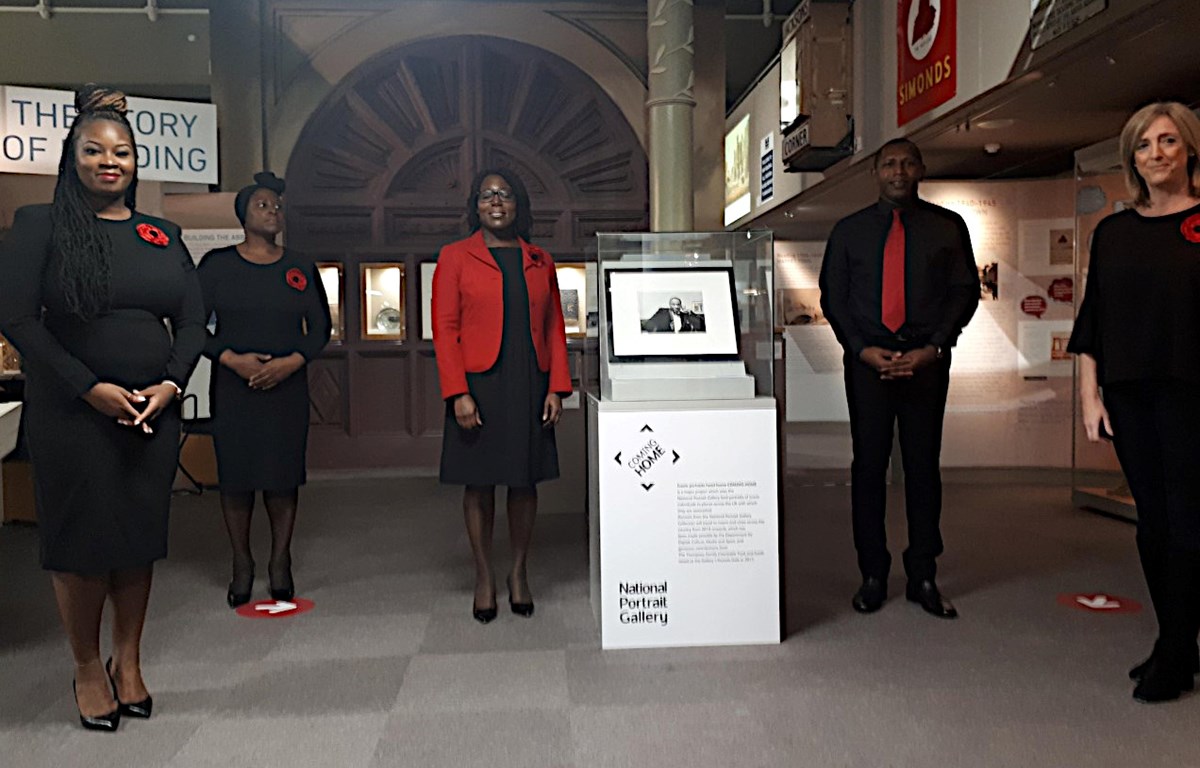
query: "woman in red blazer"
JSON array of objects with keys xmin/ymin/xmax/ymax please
[{"xmin": 432, "ymin": 168, "xmax": 572, "ymax": 624}]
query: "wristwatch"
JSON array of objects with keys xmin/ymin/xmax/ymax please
[{"xmin": 161, "ymin": 380, "xmax": 183, "ymax": 400}]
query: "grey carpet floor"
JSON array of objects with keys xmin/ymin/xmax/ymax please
[{"xmin": 0, "ymin": 477, "xmax": 1196, "ymax": 768}]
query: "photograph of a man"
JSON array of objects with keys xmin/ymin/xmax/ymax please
[{"xmin": 641, "ymin": 295, "xmax": 706, "ymax": 333}]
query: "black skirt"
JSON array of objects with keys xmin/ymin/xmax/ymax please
[{"xmin": 439, "ymin": 247, "xmax": 559, "ymax": 487}]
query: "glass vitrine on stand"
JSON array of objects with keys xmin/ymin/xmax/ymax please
[
  {"xmin": 587, "ymin": 231, "xmax": 780, "ymax": 649},
  {"xmin": 1070, "ymin": 141, "xmax": 1135, "ymax": 522}
]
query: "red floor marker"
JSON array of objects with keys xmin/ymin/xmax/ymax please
[
  {"xmin": 235, "ymin": 597, "xmax": 315, "ymax": 619},
  {"xmin": 1057, "ymin": 593, "xmax": 1141, "ymax": 614}
]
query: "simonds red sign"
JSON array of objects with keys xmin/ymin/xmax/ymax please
[{"xmin": 897, "ymin": 0, "xmax": 957, "ymax": 126}]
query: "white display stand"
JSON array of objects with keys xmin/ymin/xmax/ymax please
[
  {"xmin": 588, "ymin": 394, "xmax": 780, "ymax": 649},
  {"xmin": 0, "ymin": 402, "xmax": 22, "ymax": 520}
]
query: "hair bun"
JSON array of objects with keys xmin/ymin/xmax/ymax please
[
  {"xmin": 253, "ymin": 171, "xmax": 286, "ymax": 195},
  {"xmin": 75, "ymin": 84, "xmax": 128, "ymax": 116}
]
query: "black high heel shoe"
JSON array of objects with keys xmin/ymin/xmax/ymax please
[
  {"xmin": 106, "ymin": 658, "xmax": 153, "ymax": 719},
  {"xmin": 227, "ymin": 560, "xmax": 254, "ymax": 608},
  {"xmin": 269, "ymin": 563, "xmax": 295, "ymax": 602},
  {"xmin": 73, "ymin": 675, "xmax": 120, "ymax": 732},
  {"xmin": 507, "ymin": 576, "xmax": 534, "ymax": 618},
  {"xmin": 473, "ymin": 603, "xmax": 498, "ymax": 624}
]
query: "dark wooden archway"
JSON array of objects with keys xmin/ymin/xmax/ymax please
[{"xmin": 287, "ymin": 35, "xmax": 648, "ymax": 470}]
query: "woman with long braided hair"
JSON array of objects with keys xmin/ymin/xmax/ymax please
[{"xmin": 0, "ymin": 85, "xmax": 205, "ymax": 730}]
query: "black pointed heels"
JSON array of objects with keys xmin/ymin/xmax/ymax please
[
  {"xmin": 74, "ymin": 673, "xmax": 119, "ymax": 732},
  {"xmin": 507, "ymin": 576, "xmax": 535, "ymax": 618},
  {"xmin": 227, "ymin": 560, "xmax": 254, "ymax": 608},
  {"xmin": 107, "ymin": 658, "xmax": 153, "ymax": 719}
]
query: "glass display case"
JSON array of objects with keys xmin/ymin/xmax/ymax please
[
  {"xmin": 595, "ymin": 231, "xmax": 774, "ymax": 401},
  {"xmin": 316, "ymin": 262, "xmax": 344, "ymax": 342},
  {"xmin": 1070, "ymin": 143, "xmax": 1134, "ymax": 521},
  {"xmin": 419, "ymin": 261, "xmax": 436, "ymax": 341},
  {"xmin": 555, "ymin": 263, "xmax": 591, "ymax": 338},
  {"xmin": 0, "ymin": 333, "xmax": 20, "ymax": 375},
  {"xmin": 360, "ymin": 263, "xmax": 406, "ymax": 341}
]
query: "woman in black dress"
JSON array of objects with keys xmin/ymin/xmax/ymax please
[
  {"xmin": 197, "ymin": 172, "xmax": 331, "ymax": 607},
  {"xmin": 432, "ymin": 169, "xmax": 572, "ymax": 623},
  {"xmin": 0, "ymin": 86, "xmax": 205, "ymax": 730},
  {"xmin": 1069, "ymin": 101, "xmax": 1200, "ymax": 703}
]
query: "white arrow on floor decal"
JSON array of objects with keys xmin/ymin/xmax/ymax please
[
  {"xmin": 255, "ymin": 600, "xmax": 298, "ymax": 615},
  {"xmin": 1076, "ymin": 595, "xmax": 1120, "ymax": 610}
]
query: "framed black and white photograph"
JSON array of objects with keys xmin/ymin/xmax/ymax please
[{"xmin": 605, "ymin": 267, "xmax": 739, "ymax": 360}]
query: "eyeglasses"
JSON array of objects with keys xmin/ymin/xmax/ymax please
[
  {"xmin": 478, "ymin": 188, "xmax": 514, "ymax": 202},
  {"xmin": 253, "ymin": 200, "xmax": 284, "ymax": 212}
]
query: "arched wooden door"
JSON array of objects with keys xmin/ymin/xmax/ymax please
[{"xmin": 287, "ymin": 35, "xmax": 648, "ymax": 470}]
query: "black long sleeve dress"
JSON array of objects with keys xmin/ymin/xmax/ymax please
[
  {"xmin": 197, "ymin": 246, "xmax": 331, "ymax": 493},
  {"xmin": 0, "ymin": 205, "xmax": 206, "ymax": 573}
]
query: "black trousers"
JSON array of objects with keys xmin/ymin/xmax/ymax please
[
  {"xmin": 1104, "ymin": 380, "xmax": 1200, "ymax": 658},
  {"xmin": 844, "ymin": 352, "xmax": 951, "ymax": 582},
  {"xmin": 1104, "ymin": 380, "xmax": 1200, "ymax": 553}
]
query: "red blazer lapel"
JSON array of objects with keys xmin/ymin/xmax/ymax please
[{"xmin": 464, "ymin": 229, "xmax": 499, "ymax": 270}]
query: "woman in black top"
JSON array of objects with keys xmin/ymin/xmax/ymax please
[
  {"xmin": 1069, "ymin": 101, "xmax": 1200, "ymax": 703},
  {"xmin": 197, "ymin": 173, "xmax": 331, "ymax": 608},
  {"xmin": 0, "ymin": 86, "xmax": 205, "ymax": 730}
]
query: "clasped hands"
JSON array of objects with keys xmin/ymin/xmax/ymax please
[
  {"xmin": 454, "ymin": 392, "xmax": 563, "ymax": 430},
  {"xmin": 860, "ymin": 345, "xmax": 939, "ymax": 380},
  {"xmin": 220, "ymin": 350, "xmax": 305, "ymax": 390},
  {"xmin": 84, "ymin": 381, "xmax": 178, "ymax": 435}
]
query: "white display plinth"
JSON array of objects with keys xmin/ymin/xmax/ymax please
[
  {"xmin": 587, "ymin": 394, "xmax": 780, "ymax": 649},
  {"xmin": 601, "ymin": 361, "xmax": 756, "ymax": 401},
  {"xmin": 0, "ymin": 402, "xmax": 22, "ymax": 521}
]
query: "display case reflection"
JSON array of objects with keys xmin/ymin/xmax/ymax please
[
  {"xmin": 360, "ymin": 263, "xmax": 406, "ymax": 341},
  {"xmin": 316, "ymin": 262, "xmax": 344, "ymax": 342}
]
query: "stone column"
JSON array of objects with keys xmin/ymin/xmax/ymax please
[
  {"xmin": 209, "ymin": 0, "xmax": 265, "ymax": 190},
  {"xmin": 647, "ymin": 0, "xmax": 695, "ymax": 232}
]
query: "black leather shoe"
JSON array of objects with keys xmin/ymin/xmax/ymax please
[
  {"xmin": 473, "ymin": 604, "xmax": 498, "ymax": 624},
  {"xmin": 106, "ymin": 658, "xmax": 152, "ymax": 719},
  {"xmin": 905, "ymin": 580, "xmax": 958, "ymax": 619},
  {"xmin": 852, "ymin": 577, "xmax": 887, "ymax": 614},
  {"xmin": 1130, "ymin": 643, "xmax": 1200, "ymax": 681},
  {"xmin": 74, "ymin": 678, "xmax": 120, "ymax": 732},
  {"xmin": 1133, "ymin": 658, "xmax": 1194, "ymax": 703}
]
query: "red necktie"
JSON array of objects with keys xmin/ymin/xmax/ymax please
[{"xmin": 881, "ymin": 209, "xmax": 906, "ymax": 333}]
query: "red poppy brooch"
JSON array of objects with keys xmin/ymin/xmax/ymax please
[
  {"xmin": 286, "ymin": 267, "xmax": 308, "ymax": 291},
  {"xmin": 136, "ymin": 222, "xmax": 170, "ymax": 247},
  {"xmin": 1181, "ymin": 214, "xmax": 1200, "ymax": 244}
]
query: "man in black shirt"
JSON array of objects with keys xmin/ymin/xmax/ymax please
[{"xmin": 819, "ymin": 138, "xmax": 978, "ymax": 619}]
